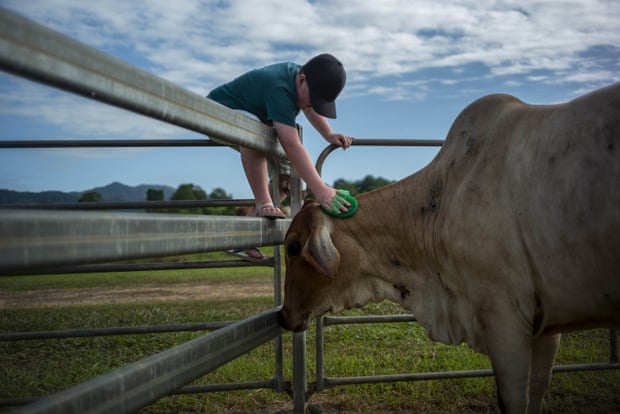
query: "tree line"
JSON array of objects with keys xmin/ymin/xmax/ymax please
[
  {"xmin": 148, "ymin": 184, "xmax": 235, "ymax": 215},
  {"xmin": 79, "ymin": 175, "xmax": 395, "ymax": 215}
]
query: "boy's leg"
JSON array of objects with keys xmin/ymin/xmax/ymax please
[
  {"xmin": 239, "ymin": 147, "xmax": 282, "ymax": 260},
  {"xmin": 239, "ymin": 147, "xmax": 266, "ymax": 259},
  {"xmin": 240, "ymin": 147, "xmax": 285, "ymax": 220},
  {"xmin": 240, "ymin": 146, "xmax": 273, "ymax": 209}
]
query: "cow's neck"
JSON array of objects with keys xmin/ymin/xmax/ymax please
[
  {"xmin": 334, "ymin": 166, "xmax": 471, "ymax": 342},
  {"xmin": 340, "ymin": 166, "xmax": 444, "ymax": 296}
]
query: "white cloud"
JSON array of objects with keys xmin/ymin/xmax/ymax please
[{"xmin": 4, "ymin": 0, "xmax": 617, "ymax": 89}]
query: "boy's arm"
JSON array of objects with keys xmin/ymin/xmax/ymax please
[
  {"xmin": 303, "ymin": 108, "xmax": 352, "ymax": 148},
  {"xmin": 273, "ymin": 121, "xmax": 343, "ymax": 210},
  {"xmin": 273, "ymin": 122, "xmax": 326, "ymax": 193}
]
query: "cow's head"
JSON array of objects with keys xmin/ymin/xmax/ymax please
[{"xmin": 278, "ymin": 201, "xmax": 367, "ymax": 331}]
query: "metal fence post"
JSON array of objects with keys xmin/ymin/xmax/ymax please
[
  {"xmin": 611, "ymin": 329, "xmax": 618, "ymax": 364},
  {"xmin": 292, "ymin": 332, "xmax": 307, "ymax": 413},
  {"xmin": 273, "ymin": 245, "xmax": 284, "ymax": 392},
  {"xmin": 315, "ymin": 316, "xmax": 325, "ymax": 392},
  {"xmin": 288, "ymin": 124, "xmax": 307, "ymax": 413}
]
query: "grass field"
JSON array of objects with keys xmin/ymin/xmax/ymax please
[{"xmin": 1, "ymin": 253, "xmax": 619, "ymax": 413}]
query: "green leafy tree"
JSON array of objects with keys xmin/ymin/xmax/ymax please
[
  {"xmin": 170, "ymin": 183, "xmax": 207, "ymax": 214},
  {"xmin": 332, "ymin": 175, "xmax": 394, "ymax": 196},
  {"xmin": 146, "ymin": 188, "xmax": 164, "ymax": 201},
  {"xmin": 172, "ymin": 183, "xmax": 207, "ymax": 201},
  {"xmin": 145, "ymin": 188, "xmax": 165, "ymax": 213},
  {"xmin": 357, "ymin": 175, "xmax": 394, "ymax": 193},
  {"xmin": 332, "ymin": 178, "xmax": 357, "ymax": 195},
  {"xmin": 206, "ymin": 187, "xmax": 236, "ymax": 215},
  {"xmin": 78, "ymin": 191, "xmax": 102, "ymax": 202}
]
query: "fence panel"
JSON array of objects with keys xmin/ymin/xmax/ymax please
[{"xmin": 0, "ymin": 9, "xmax": 296, "ymax": 411}]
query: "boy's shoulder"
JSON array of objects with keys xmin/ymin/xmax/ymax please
[{"xmin": 254, "ymin": 62, "xmax": 300, "ymax": 79}]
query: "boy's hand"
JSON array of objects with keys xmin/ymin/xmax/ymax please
[
  {"xmin": 316, "ymin": 187, "xmax": 350, "ymax": 213},
  {"xmin": 326, "ymin": 132, "xmax": 353, "ymax": 149}
]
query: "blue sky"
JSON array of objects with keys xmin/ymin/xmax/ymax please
[{"xmin": 1, "ymin": 0, "xmax": 618, "ymax": 198}]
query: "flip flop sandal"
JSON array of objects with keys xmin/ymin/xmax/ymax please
[
  {"xmin": 256, "ymin": 204, "xmax": 286, "ymax": 219},
  {"xmin": 227, "ymin": 249, "xmax": 271, "ymax": 263}
]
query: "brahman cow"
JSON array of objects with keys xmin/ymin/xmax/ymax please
[{"xmin": 279, "ymin": 82, "xmax": 620, "ymax": 413}]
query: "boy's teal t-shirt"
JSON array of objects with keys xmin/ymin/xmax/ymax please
[{"xmin": 208, "ymin": 62, "xmax": 300, "ymax": 128}]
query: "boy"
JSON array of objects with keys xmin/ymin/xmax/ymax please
[{"xmin": 208, "ymin": 54, "xmax": 352, "ymax": 259}]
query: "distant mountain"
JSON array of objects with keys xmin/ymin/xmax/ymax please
[
  {"xmin": 0, "ymin": 182, "xmax": 175, "ymax": 204},
  {"xmin": 89, "ymin": 182, "xmax": 175, "ymax": 202}
]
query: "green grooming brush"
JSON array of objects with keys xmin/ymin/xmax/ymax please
[{"xmin": 321, "ymin": 189, "xmax": 359, "ymax": 218}]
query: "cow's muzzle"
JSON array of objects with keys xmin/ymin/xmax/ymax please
[{"xmin": 277, "ymin": 307, "xmax": 311, "ymax": 332}]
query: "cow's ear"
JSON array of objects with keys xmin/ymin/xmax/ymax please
[{"xmin": 302, "ymin": 225, "xmax": 340, "ymax": 278}]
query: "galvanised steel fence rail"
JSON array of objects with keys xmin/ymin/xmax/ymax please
[{"xmin": 0, "ymin": 208, "xmax": 290, "ymax": 274}]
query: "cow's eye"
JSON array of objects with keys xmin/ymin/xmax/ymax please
[{"xmin": 287, "ymin": 241, "xmax": 302, "ymax": 257}]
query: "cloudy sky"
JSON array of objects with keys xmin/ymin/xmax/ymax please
[{"xmin": 0, "ymin": 0, "xmax": 618, "ymax": 198}]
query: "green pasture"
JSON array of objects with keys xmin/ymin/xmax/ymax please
[{"xmin": 1, "ymin": 254, "xmax": 618, "ymax": 413}]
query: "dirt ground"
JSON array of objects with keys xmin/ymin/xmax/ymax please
[{"xmin": 0, "ymin": 280, "xmax": 273, "ymax": 309}]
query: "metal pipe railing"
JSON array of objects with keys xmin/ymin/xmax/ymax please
[
  {"xmin": 2, "ymin": 258, "xmax": 273, "ymax": 277},
  {"xmin": 0, "ymin": 209, "xmax": 290, "ymax": 274},
  {"xmin": 315, "ymin": 138, "xmax": 444, "ymax": 175},
  {"xmin": 0, "ymin": 139, "xmax": 223, "ymax": 148},
  {"xmin": 0, "ymin": 322, "xmax": 234, "ymax": 341},
  {"xmin": 0, "ymin": 199, "xmax": 255, "ymax": 210}
]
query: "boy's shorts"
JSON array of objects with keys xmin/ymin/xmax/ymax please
[{"xmin": 212, "ymin": 110, "xmax": 292, "ymax": 176}]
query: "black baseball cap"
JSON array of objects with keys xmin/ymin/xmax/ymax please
[{"xmin": 302, "ymin": 53, "xmax": 346, "ymax": 119}]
